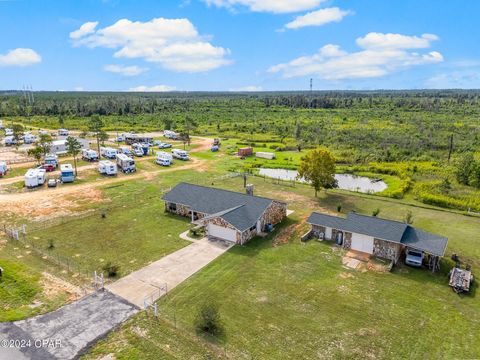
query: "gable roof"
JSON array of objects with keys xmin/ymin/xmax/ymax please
[
  {"xmin": 307, "ymin": 211, "xmax": 448, "ymax": 256},
  {"xmin": 162, "ymin": 183, "xmax": 281, "ymax": 232}
]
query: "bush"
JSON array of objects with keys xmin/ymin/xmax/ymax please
[
  {"xmin": 195, "ymin": 301, "xmax": 224, "ymax": 337},
  {"xmin": 102, "ymin": 262, "xmax": 120, "ymax": 278},
  {"xmin": 372, "ymin": 208, "xmax": 381, "ymax": 217}
]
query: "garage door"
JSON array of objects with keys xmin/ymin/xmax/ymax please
[
  {"xmin": 350, "ymin": 233, "xmax": 374, "ymax": 254},
  {"xmin": 207, "ymin": 223, "xmax": 237, "ymax": 242}
]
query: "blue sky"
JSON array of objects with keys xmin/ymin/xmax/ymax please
[{"xmin": 0, "ymin": 0, "xmax": 479, "ymax": 91}]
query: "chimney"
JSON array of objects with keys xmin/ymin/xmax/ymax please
[{"xmin": 246, "ymin": 184, "xmax": 254, "ymax": 196}]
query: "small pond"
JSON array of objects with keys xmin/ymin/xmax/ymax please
[{"xmin": 258, "ymin": 168, "xmax": 388, "ymax": 193}]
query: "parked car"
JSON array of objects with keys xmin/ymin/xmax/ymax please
[
  {"xmin": 47, "ymin": 178, "xmax": 58, "ymax": 188},
  {"xmin": 405, "ymin": 249, "xmax": 424, "ymax": 267},
  {"xmin": 133, "ymin": 147, "xmax": 144, "ymax": 157},
  {"xmin": 40, "ymin": 163, "xmax": 56, "ymax": 172},
  {"xmin": 158, "ymin": 142, "xmax": 172, "ymax": 149}
]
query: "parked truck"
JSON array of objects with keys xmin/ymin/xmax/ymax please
[
  {"xmin": 156, "ymin": 151, "xmax": 173, "ymax": 166},
  {"xmin": 0, "ymin": 161, "xmax": 8, "ymax": 177},
  {"xmin": 172, "ymin": 149, "xmax": 189, "ymax": 161},
  {"xmin": 58, "ymin": 129, "xmax": 69, "ymax": 136},
  {"xmin": 4, "ymin": 136, "xmax": 16, "ymax": 146},
  {"xmin": 24, "ymin": 168, "xmax": 46, "ymax": 188},
  {"xmin": 98, "ymin": 160, "xmax": 117, "ymax": 176},
  {"xmin": 60, "ymin": 164, "xmax": 75, "ymax": 183},
  {"xmin": 116, "ymin": 153, "xmax": 136, "ymax": 173},
  {"xmin": 82, "ymin": 149, "xmax": 99, "ymax": 162},
  {"xmin": 100, "ymin": 147, "xmax": 118, "ymax": 159}
]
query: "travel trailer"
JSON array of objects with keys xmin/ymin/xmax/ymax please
[
  {"xmin": 155, "ymin": 151, "xmax": 173, "ymax": 166},
  {"xmin": 60, "ymin": 164, "xmax": 75, "ymax": 183},
  {"xmin": 163, "ymin": 130, "xmax": 179, "ymax": 139},
  {"xmin": 4, "ymin": 136, "xmax": 16, "ymax": 146},
  {"xmin": 44, "ymin": 154, "xmax": 59, "ymax": 168},
  {"xmin": 116, "ymin": 153, "xmax": 136, "ymax": 173},
  {"xmin": 82, "ymin": 149, "xmax": 99, "ymax": 161},
  {"xmin": 23, "ymin": 133, "xmax": 36, "ymax": 144},
  {"xmin": 98, "ymin": 160, "xmax": 117, "ymax": 176},
  {"xmin": 172, "ymin": 149, "xmax": 189, "ymax": 161},
  {"xmin": 24, "ymin": 168, "xmax": 46, "ymax": 188},
  {"xmin": 100, "ymin": 147, "xmax": 118, "ymax": 159},
  {"xmin": 0, "ymin": 161, "xmax": 8, "ymax": 177}
]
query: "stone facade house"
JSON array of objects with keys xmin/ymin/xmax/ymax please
[
  {"xmin": 162, "ymin": 183, "xmax": 287, "ymax": 244},
  {"xmin": 306, "ymin": 212, "xmax": 448, "ymax": 264}
]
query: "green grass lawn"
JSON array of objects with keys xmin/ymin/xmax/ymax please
[
  {"xmin": 84, "ymin": 174, "xmax": 480, "ymax": 359},
  {"xmin": 28, "ymin": 180, "xmax": 192, "ymax": 278}
]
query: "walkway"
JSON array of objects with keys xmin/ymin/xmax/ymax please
[{"xmin": 106, "ymin": 237, "xmax": 233, "ymax": 307}]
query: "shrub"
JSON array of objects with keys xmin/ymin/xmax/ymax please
[
  {"xmin": 372, "ymin": 208, "xmax": 381, "ymax": 217},
  {"xmin": 102, "ymin": 262, "xmax": 120, "ymax": 278},
  {"xmin": 195, "ymin": 301, "xmax": 224, "ymax": 337}
]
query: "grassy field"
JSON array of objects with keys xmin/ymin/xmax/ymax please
[{"xmin": 84, "ymin": 174, "xmax": 480, "ymax": 359}]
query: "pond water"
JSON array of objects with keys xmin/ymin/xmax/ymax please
[{"xmin": 258, "ymin": 168, "xmax": 388, "ymax": 193}]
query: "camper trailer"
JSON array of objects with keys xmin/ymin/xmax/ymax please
[
  {"xmin": 4, "ymin": 136, "xmax": 16, "ymax": 146},
  {"xmin": 163, "ymin": 130, "xmax": 179, "ymax": 139},
  {"xmin": 132, "ymin": 143, "xmax": 149, "ymax": 156},
  {"xmin": 172, "ymin": 149, "xmax": 189, "ymax": 161},
  {"xmin": 23, "ymin": 133, "xmax": 36, "ymax": 144},
  {"xmin": 0, "ymin": 161, "xmax": 8, "ymax": 177},
  {"xmin": 4, "ymin": 128, "xmax": 13, "ymax": 136},
  {"xmin": 44, "ymin": 154, "xmax": 59, "ymax": 168},
  {"xmin": 60, "ymin": 164, "xmax": 75, "ymax": 183},
  {"xmin": 256, "ymin": 151, "xmax": 276, "ymax": 160},
  {"xmin": 116, "ymin": 153, "xmax": 136, "ymax": 173},
  {"xmin": 24, "ymin": 169, "xmax": 46, "ymax": 188},
  {"xmin": 156, "ymin": 151, "xmax": 173, "ymax": 166},
  {"xmin": 82, "ymin": 149, "xmax": 99, "ymax": 162},
  {"xmin": 100, "ymin": 147, "xmax": 118, "ymax": 159},
  {"xmin": 98, "ymin": 160, "xmax": 117, "ymax": 176},
  {"xmin": 58, "ymin": 129, "xmax": 69, "ymax": 136},
  {"xmin": 119, "ymin": 146, "xmax": 132, "ymax": 156}
]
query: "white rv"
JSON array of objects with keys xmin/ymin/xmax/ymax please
[
  {"xmin": 163, "ymin": 130, "xmax": 179, "ymax": 139},
  {"xmin": 116, "ymin": 153, "xmax": 136, "ymax": 173},
  {"xmin": 0, "ymin": 161, "xmax": 7, "ymax": 177},
  {"xmin": 156, "ymin": 151, "xmax": 173, "ymax": 166},
  {"xmin": 4, "ymin": 136, "xmax": 16, "ymax": 146},
  {"xmin": 172, "ymin": 149, "xmax": 189, "ymax": 161},
  {"xmin": 24, "ymin": 168, "xmax": 46, "ymax": 188},
  {"xmin": 60, "ymin": 164, "xmax": 75, "ymax": 183},
  {"xmin": 23, "ymin": 133, "xmax": 36, "ymax": 144},
  {"xmin": 100, "ymin": 147, "xmax": 118, "ymax": 159},
  {"xmin": 98, "ymin": 160, "xmax": 117, "ymax": 176},
  {"xmin": 44, "ymin": 154, "xmax": 59, "ymax": 168},
  {"xmin": 119, "ymin": 146, "xmax": 132, "ymax": 156},
  {"xmin": 4, "ymin": 128, "xmax": 13, "ymax": 136},
  {"xmin": 82, "ymin": 149, "xmax": 99, "ymax": 161},
  {"xmin": 58, "ymin": 129, "xmax": 69, "ymax": 136}
]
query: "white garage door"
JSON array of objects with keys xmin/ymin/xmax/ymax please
[
  {"xmin": 207, "ymin": 223, "xmax": 237, "ymax": 242},
  {"xmin": 350, "ymin": 233, "xmax": 374, "ymax": 254}
]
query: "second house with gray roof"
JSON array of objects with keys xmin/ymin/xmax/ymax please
[{"xmin": 162, "ymin": 183, "xmax": 287, "ymax": 244}]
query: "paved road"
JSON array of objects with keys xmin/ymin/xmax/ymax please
[
  {"xmin": 0, "ymin": 291, "xmax": 138, "ymax": 360},
  {"xmin": 107, "ymin": 237, "xmax": 233, "ymax": 307}
]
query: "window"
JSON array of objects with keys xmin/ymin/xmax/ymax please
[{"xmin": 169, "ymin": 203, "xmax": 177, "ymax": 211}]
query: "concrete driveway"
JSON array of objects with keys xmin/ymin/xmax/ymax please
[
  {"xmin": 106, "ymin": 237, "xmax": 233, "ymax": 307},
  {"xmin": 0, "ymin": 291, "xmax": 138, "ymax": 360}
]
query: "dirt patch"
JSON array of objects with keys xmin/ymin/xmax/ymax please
[
  {"xmin": 41, "ymin": 272, "xmax": 86, "ymax": 302},
  {"xmin": 0, "ymin": 149, "xmax": 32, "ymax": 164}
]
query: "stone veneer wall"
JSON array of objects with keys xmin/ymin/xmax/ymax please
[
  {"xmin": 262, "ymin": 201, "xmax": 287, "ymax": 226},
  {"xmin": 373, "ymin": 238, "xmax": 401, "ymax": 261},
  {"xmin": 165, "ymin": 202, "xmax": 190, "ymax": 217},
  {"xmin": 343, "ymin": 232, "xmax": 352, "ymax": 249}
]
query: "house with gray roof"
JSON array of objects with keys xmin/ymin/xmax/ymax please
[
  {"xmin": 162, "ymin": 183, "xmax": 287, "ymax": 244},
  {"xmin": 306, "ymin": 211, "xmax": 448, "ymax": 265}
]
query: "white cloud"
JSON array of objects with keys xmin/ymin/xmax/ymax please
[
  {"xmin": 69, "ymin": 21, "xmax": 98, "ymax": 39},
  {"xmin": 104, "ymin": 64, "xmax": 148, "ymax": 76},
  {"xmin": 128, "ymin": 85, "xmax": 176, "ymax": 92},
  {"xmin": 71, "ymin": 18, "xmax": 231, "ymax": 73},
  {"xmin": 0, "ymin": 48, "xmax": 41, "ymax": 67},
  {"xmin": 74, "ymin": 86, "xmax": 85, "ymax": 91},
  {"xmin": 204, "ymin": 0, "xmax": 325, "ymax": 13},
  {"xmin": 229, "ymin": 85, "xmax": 263, "ymax": 91},
  {"xmin": 268, "ymin": 33, "xmax": 443, "ymax": 80},
  {"xmin": 356, "ymin": 32, "xmax": 438, "ymax": 50},
  {"xmin": 285, "ymin": 7, "xmax": 351, "ymax": 30}
]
